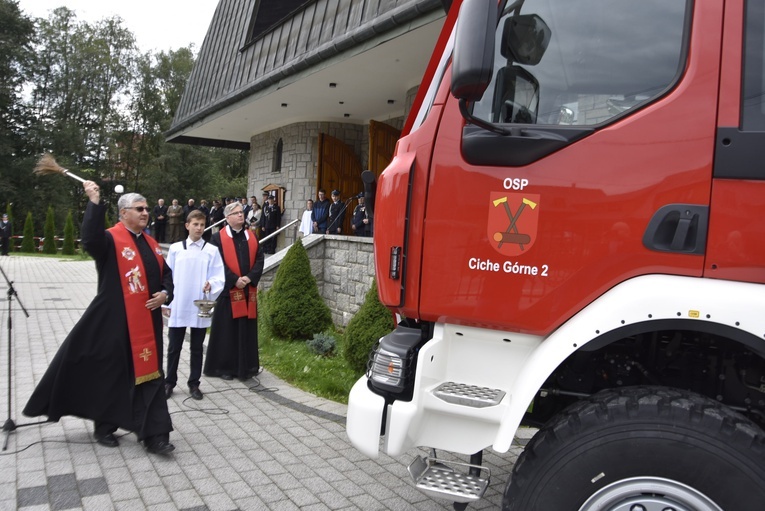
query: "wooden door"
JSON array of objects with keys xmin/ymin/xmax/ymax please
[
  {"xmin": 317, "ymin": 133, "xmax": 362, "ymax": 234},
  {"xmin": 369, "ymin": 120, "xmax": 401, "ymax": 179}
]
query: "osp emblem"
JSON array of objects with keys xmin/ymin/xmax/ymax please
[{"xmin": 487, "ymin": 192, "xmax": 540, "ymax": 256}]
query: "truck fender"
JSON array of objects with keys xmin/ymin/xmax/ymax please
[{"xmin": 492, "ymin": 274, "xmax": 765, "ymax": 452}]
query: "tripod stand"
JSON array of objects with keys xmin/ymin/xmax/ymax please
[{"xmin": 1, "ymin": 263, "xmax": 29, "ymax": 450}]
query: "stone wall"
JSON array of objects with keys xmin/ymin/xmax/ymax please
[
  {"xmin": 258, "ymin": 234, "xmax": 375, "ymax": 327},
  {"xmin": 248, "ymin": 122, "xmax": 366, "ymax": 251}
]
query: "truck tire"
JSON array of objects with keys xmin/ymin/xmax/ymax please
[{"xmin": 502, "ymin": 386, "xmax": 765, "ymax": 511}]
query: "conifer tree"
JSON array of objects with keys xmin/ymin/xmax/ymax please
[
  {"xmin": 266, "ymin": 238, "xmax": 332, "ymax": 340},
  {"xmin": 343, "ymin": 280, "xmax": 395, "ymax": 372},
  {"xmin": 20, "ymin": 212, "xmax": 35, "ymax": 253},
  {"xmin": 43, "ymin": 206, "xmax": 57, "ymax": 254},
  {"xmin": 62, "ymin": 211, "xmax": 76, "ymax": 255}
]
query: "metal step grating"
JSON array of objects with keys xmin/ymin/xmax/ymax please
[
  {"xmin": 408, "ymin": 456, "xmax": 490, "ymax": 503},
  {"xmin": 433, "ymin": 381, "xmax": 506, "ymax": 408}
]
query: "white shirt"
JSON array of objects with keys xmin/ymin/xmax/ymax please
[
  {"xmin": 166, "ymin": 237, "xmax": 225, "ymax": 328},
  {"xmin": 299, "ymin": 210, "xmax": 313, "ymax": 236}
]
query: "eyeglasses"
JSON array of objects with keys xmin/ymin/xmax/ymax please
[
  {"xmin": 125, "ymin": 206, "xmax": 149, "ymax": 213},
  {"xmin": 227, "ymin": 211, "xmax": 244, "ymax": 216}
]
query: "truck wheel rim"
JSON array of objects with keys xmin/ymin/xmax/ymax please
[{"xmin": 579, "ymin": 476, "xmax": 723, "ymax": 511}]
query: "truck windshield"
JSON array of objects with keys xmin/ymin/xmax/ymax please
[{"xmin": 471, "ymin": 0, "xmax": 689, "ymax": 126}]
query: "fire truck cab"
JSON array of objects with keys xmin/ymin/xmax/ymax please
[{"xmin": 347, "ymin": 0, "xmax": 765, "ymax": 509}]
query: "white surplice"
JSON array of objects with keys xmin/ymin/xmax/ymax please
[
  {"xmin": 299, "ymin": 209, "xmax": 313, "ymax": 236},
  {"xmin": 166, "ymin": 238, "xmax": 225, "ymax": 328}
]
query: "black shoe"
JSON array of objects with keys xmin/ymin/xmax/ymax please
[
  {"xmin": 219, "ymin": 374, "xmax": 233, "ymax": 381},
  {"xmin": 164, "ymin": 383, "xmax": 173, "ymax": 399},
  {"xmin": 94, "ymin": 432, "xmax": 119, "ymax": 448},
  {"xmin": 189, "ymin": 386, "xmax": 203, "ymax": 400},
  {"xmin": 145, "ymin": 440, "xmax": 175, "ymax": 455}
]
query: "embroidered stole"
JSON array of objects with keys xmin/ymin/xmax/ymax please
[
  {"xmin": 219, "ymin": 226, "xmax": 258, "ymax": 319},
  {"xmin": 109, "ymin": 223, "xmax": 165, "ymax": 385}
]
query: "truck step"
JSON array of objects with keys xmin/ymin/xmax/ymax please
[
  {"xmin": 433, "ymin": 381, "xmax": 506, "ymax": 408},
  {"xmin": 408, "ymin": 455, "xmax": 490, "ymax": 504}
]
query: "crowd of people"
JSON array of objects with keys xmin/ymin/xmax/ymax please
[
  {"xmin": 151, "ymin": 189, "xmax": 371, "ymax": 249},
  {"xmin": 299, "ymin": 188, "xmax": 371, "ymax": 238},
  {"xmin": 20, "ymin": 185, "xmax": 371, "ymax": 457}
]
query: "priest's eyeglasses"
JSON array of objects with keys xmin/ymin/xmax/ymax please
[{"xmin": 125, "ymin": 206, "xmax": 149, "ymax": 212}]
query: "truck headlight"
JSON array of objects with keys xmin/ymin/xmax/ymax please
[
  {"xmin": 369, "ymin": 348, "xmax": 404, "ymax": 387},
  {"xmin": 366, "ymin": 325, "xmax": 422, "ymax": 398}
]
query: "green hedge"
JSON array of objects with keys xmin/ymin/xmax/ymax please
[
  {"xmin": 20, "ymin": 213, "xmax": 35, "ymax": 253},
  {"xmin": 265, "ymin": 238, "xmax": 332, "ymax": 340},
  {"xmin": 343, "ymin": 280, "xmax": 395, "ymax": 372}
]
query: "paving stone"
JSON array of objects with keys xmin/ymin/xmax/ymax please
[{"xmin": 0, "ymin": 257, "xmax": 522, "ymax": 511}]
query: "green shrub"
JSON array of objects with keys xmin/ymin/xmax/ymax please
[
  {"xmin": 265, "ymin": 238, "xmax": 332, "ymax": 340},
  {"xmin": 62, "ymin": 211, "xmax": 76, "ymax": 255},
  {"xmin": 42, "ymin": 206, "xmax": 57, "ymax": 254},
  {"xmin": 307, "ymin": 332, "xmax": 337, "ymax": 356},
  {"xmin": 343, "ymin": 280, "xmax": 395, "ymax": 372},
  {"xmin": 20, "ymin": 213, "xmax": 35, "ymax": 253}
]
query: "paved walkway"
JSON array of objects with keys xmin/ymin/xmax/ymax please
[{"xmin": 0, "ymin": 256, "xmax": 526, "ymax": 510}]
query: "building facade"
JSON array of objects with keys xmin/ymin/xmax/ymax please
[{"xmin": 167, "ymin": 0, "xmax": 446, "ymax": 250}]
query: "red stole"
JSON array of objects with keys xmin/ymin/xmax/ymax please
[
  {"xmin": 109, "ymin": 223, "xmax": 165, "ymax": 385},
  {"xmin": 219, "ymin": 226, "xmax": 258, "ymax": 319}
]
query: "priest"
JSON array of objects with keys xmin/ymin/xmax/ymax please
[
  {"xmin": 204, "ymin": 201, "xmax": 264, "ymax": 381},
  {"xmin": 24, "ymin": 181, "xmax": 175, "ymax": 455}
]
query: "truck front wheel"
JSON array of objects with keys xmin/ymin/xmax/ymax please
[{"xmin": 502, "ymin": 386, "xmax": 765, "ymax": 511}]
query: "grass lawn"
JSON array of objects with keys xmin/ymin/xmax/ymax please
[{"xmin": 258, "ymin": 331, "xmax": 363, "ymax": 404}]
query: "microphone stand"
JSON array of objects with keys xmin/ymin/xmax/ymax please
[{"xmin": 1, "ymin": 263, "xmax": 30, "ymax": 450}]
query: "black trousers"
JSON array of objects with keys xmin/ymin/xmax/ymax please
[
  {"xmin": 166, "ymin": 327, "xmax": 205, "ymax": 388},
  {"xmin": 94, "ymin": 378, "xmax": 171, "ymax": 441},
  {"xmin": 261, "ymin": 229, "xmax": 277, "ymax": 254},
  {"xmin": 153, "ymin": 222, "xmax": 166, "ymax": 243}
]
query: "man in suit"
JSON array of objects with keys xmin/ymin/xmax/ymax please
[
  {"xmin": 166, "ymin": 199, "xmax": 184, "ymax": 243},
  {"xmin": 241, "ymin": 197, "xmax": 251, "ymax": 221},
  {"xmin": 261, "ymin": 195, "xmax": 281, "ymax": 254},
  {"xmin": 0, "ymin": 213, "xmax": 11, "ymax": 255},
  {"xmin": 152, "ymin": 199, "xmax": 168, "ymax": 243},
  {"xmin": 326, "ymin": 190, "xmax": 345, "ymax": 235}
]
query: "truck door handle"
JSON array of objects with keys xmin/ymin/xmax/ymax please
[{"xmin": 642, "ymin": 204, "xmax": 708, "ymax": 255}]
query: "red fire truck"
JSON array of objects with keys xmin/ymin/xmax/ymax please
[{"xmin": 347, "ymin": 0, "xmax": 765, "ymax": 509}]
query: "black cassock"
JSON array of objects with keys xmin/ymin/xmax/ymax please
[
  {"xmin": 204, "ymin": 227, "xmax": 264, "ymax": 380},
  {"xmin": 23, "ymin": 201, "xmax": 174, "ymax": 440}
]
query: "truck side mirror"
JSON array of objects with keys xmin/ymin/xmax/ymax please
[
  {"xmin": 501, "ymin": 14, "xmax": 551, "ymax": 66},
  {"xmin": 451, "ymin": 0, "xmax": 499, "ymax": 101}
]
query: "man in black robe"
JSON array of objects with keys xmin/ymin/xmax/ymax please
[
  {"xmin": 204, "ymin": 202, "xmax": 264, "ymax": 381},
  {"xmin": 24, "ymin": 181, "xmax": 175, "ymax": 455}
]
